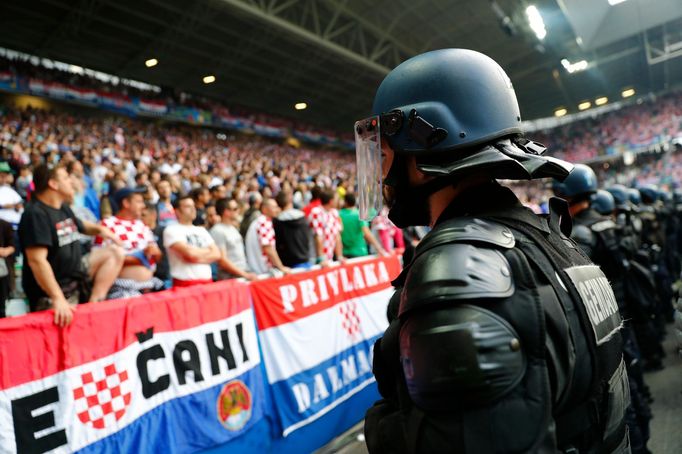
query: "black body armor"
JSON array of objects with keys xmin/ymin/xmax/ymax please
[{"xmin": 365, "ymin": 184, "xmax": 630, "ymax": 454}]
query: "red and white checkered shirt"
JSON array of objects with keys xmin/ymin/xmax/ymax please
[
  {"xmin": 255, "ymin": 214, "xmax": 276, "ymax": 267},
  {"xmin": 309, "ymin": 206, "xmax": 343, "ymax": 260},
  {"xmin": 95, "ymin": 216, "xmax": 156, "ymax": 254},
  {"xmin": 371, "ymin": 207, "xmax": 395, "ymax": 231}
]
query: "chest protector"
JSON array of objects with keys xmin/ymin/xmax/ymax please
[
  {"xmin": 572, "ymin": 213, "xmax": 629, "ymax": 308},
  {"xmin": 395, "ymin": 200, "xmax": 629, "ymax": 453}
]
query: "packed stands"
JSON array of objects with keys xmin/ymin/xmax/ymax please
[{"xmin": 531, "ymin": 90, "xmax": 682, "ymax": 163}]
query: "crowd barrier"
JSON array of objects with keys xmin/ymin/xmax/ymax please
[{"xmin": 0, "ymin": 255, "xmax": 401, "ymax": 454}]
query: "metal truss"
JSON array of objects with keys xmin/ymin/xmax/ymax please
[
  {"xmin": 37, "ymin": 0, "xmax": 103, "ymax": 54},
  {"xmin": 217, "ymin": 0, "xmax": 418, "ymax": 75},
  {"xmin": 644, "ymin": 24, "xmax": 682, "ymax": 66},
  {"xmin": 72, "ymin": 0, "xmax": 372, "ymax": 108}
]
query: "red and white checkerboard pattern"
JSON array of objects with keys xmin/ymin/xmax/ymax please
[
  {"xmin": 94, "ymin": 216, "xmax": 155, "ymax": 253},
  {"xmin": 72, "ymin": 363, "xmax": 132, "ymax": 429},
  {"xmin": 309, "ymin": 206, "xmax": 343, "ymax": 260},
  {"xmin": 339, "ymin": 301, "xmax": 361, "ymax": 338},
  {"xmin": 255, "ymin": 214, "xmax": 276, "ymax": 267}
]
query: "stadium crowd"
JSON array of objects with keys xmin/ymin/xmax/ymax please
[
  {"xmin": 532, "ymin": 90, "xmax": 682, "ymax": 163},
  {"xmin": 0, "ymin": 53, "xmax": 351, "ymax": 143},
  {"xmin": 0, "ymin": 104, "xmax": 416, "ymax": 325}
]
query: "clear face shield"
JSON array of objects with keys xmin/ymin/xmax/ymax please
[{"xmin": 354, "ymin": 110, "xmax": 402, "ymax": 220}]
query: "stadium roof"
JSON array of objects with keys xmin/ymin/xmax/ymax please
[{"xmin": 1, "ymin": 0, "xmax": 682, "ymax": 132}]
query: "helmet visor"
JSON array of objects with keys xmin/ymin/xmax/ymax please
[{"xmin": 355, "ymin": 116, "xmax": 383, "ymax": 220}]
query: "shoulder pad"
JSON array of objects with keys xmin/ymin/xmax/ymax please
[
  {"xmin": 590, "ymin": 219, "xmax": 617, "ymax": 233},
  {"xmin": 399, "ymin": 304, "xmax": 525, "ymax": 410},
  {"xmin": 571, "ymin": 224, "xmax": 595, "ymax": 246},
  {"xmin": 417, "ymin": 217, "xmax": 515, "ymax": 256},
  {"xmin": 400, "ymin": 242, "xmax": 514, "ymax": 317}
]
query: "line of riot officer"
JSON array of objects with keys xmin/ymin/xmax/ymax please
[{"xmin": 553, "ymin": 165, "xmax": 682, "ymax": 454}]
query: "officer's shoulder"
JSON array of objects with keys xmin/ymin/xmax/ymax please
[
  {"xmin": 417, "ymin": 216, "xmax": 515, "ymax": 252},
  {"xmin": 401, "ymin": 217, "xmax": 515, "ymax": 314},
  {"xmin": 589, "ymin": 218, "xmax": 617, "ymax": 233},
  {"xmin": 571, "ymin": 223, "xmax": 594, "ymax": 245}
]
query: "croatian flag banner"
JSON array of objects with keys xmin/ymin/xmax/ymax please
[
  {"xmin": 0, "ymin": 280, "xmax": 265, "ymax": 454},
  {"xmin": 250, "ymin": 256, "xmax": 400, "ymax": 437}
]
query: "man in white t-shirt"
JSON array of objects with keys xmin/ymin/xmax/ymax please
[
  {"xmin": 163, "ymin": 195, "xmax": 220, "ymax": 288},
  {"xmin": 210, "ymin": 198, "xmax": 257, "ymax": 281},
  {"xmin": 0, "ymin": 162, "xmax": 23, "ymax": 227},
  {"xmin": 245, "ymin": 198, "xmax": 291, "ymax": 276}
]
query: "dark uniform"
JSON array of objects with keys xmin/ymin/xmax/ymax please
[
  {"xmin": 354, "ymin": 49, "xmax": 630, "ymax": 454},
  {"xmin": 638, "ymin": 186, "xmax": 673, "ymax": 346},
  {"xmin": 555, "ymin": 171, "xmax": 651, "ymax": 454}
]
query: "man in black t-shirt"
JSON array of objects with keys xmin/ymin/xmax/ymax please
[
  {"xmin": 273, "ymin": 189, "xmax": 314, "ymax": 268},
  {"xmin": 19, "ymin": 164, "xmax": 124, "ymax": 327}
]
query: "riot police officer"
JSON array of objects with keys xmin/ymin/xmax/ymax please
[
  {"xmin": 356, "ymin": 49, "xmax": 629, "ymax": 454},
  {"xmin": 552, "ymin": 165, "xmax": 627, "ymax": 305},
  {"xmin": 638, "ymin": 185, "xmax": 674, "ymax": 329},
  {"xmin": 592, "ymin": 189, "xmax": 617, "ymax": 216},
  {"xmin": 554, "ymin": 167, "xmax": 651, "ymax": 453}
]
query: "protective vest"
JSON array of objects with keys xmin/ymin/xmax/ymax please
[
  {"xmin": 366, "ymin": 189, "xmax": 629, "ymax": 454},
  {"xmin": 571, "ymin": 208, "xmax": 628, "ymax": 310}
]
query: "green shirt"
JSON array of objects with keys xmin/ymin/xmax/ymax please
[{"xmin": 339, "ymin": 207, "xmax": 369, "ymax": 257}]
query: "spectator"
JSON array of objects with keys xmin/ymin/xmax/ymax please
[
  {"xmin": 95, "ymin": 188, "xmax": 163, "ymax": 299},
  {"xmin": 210, "ymin": 184, "xmax": 227, "ymax": 202},
  {"xmin": 245, "ymin": 198, "xmax": 291, "ymax": 275},
  {"xmin": 191, "ymin": 186, "xmax": 211, "ymax": 226},
  {"xmin": 240, "ymin": 192, "xmax": 263, "ymax": 238},
  {"xmin": 0, "ymin": 218, "xmax": 15, "ymax": 318},
  {"xmin": 15, "ymin": 166, "xmax": 33, "ymax": 201},
  {"xmin": 141, "ymin": 201, "xmax": 171, "ymax": 287},
  {"xmin": 339, "ymin": 193, "xmax": 387, "ymax": 258},
  {"xmin": 0, "ymin": 161, "xmax": 22, "ymax": 227},
  {"xmin": 204, "ymin": 202, "xmax": 218, "ymax": 228},
  {"xmin": 141, "ymin": 201, "xmax": 158, "ymax": 233},
  {"xmin": 67, "ymin": 160, "xmax": 100, "ymax": 221},
  {"xmin": 273, "ymin": 189, "xmax": 314, "ymax": 269},
  {"xmin": 156, "ymin": 178, "xmax": 177, "ymax": 228},
  {"xmin": 308, "ymin": 188, "xmax": 344, "ymax": 267},
  {"xmin": 303, "ymin": 185, "xmax": 322, "ymax": 218},
  {"xmin": 18, "ymin": 164, "xmax": 124, "ymax": 326},
  {"xmin": 210, "ymin": 198, "xmax": 257, "ymax": 281},
  {"xmin": 163, "ymin": 195, "xmax": 221, "ymax": 288},
  {"xmin": 372, "ymin": 206, "xmax": 405, "ymax": 253}
]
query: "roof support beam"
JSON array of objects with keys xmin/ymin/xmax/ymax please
[{"xmin": 217, "ymin": 0, "xmax": 391, "ymax": 74}]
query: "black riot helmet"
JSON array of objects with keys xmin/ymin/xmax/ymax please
[{"xmin": 354, "ymin": 49, "xmax": 572, "ymax": 226}]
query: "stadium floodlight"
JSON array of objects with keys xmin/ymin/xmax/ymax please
[
  {"xmin": 145, "ymin": 58, "xmax": 158, "ymax": 68},
  {"xmin": 578, "ymin": 101, "xmax": 591, "ymax": 111},
  {"xmin": 595, "ymin": 96, "xmax": 608, "ymax": 106},
  {"xmin": 203, "ymin": 75, "xmax": 216, "ymax": 84},
  {"xmin": 608, "ymin": 0, "xmax": 628, "ymax": 5},
  {"xmin": 554, "ymin": 108, "xmax": 568, "ymax": 117},
  {"xmin": 561, "ymin": 58, "xmax": 588, "ymax": 73},
  {"xmin": 621, "ymin": 88, "xmax": 635, "ymax": 98},
  {"xmin": 294, "ymin": 102, "xmax": 307, "ymax": 110},
  {"xmin": 525, "ymin": 5, "xmax": 546, "ymax": 41}
]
